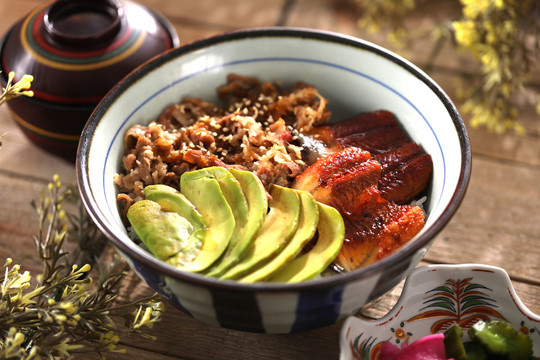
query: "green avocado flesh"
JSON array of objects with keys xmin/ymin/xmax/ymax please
[
  {"xmin": 126, "ymin": 200, "xmax": 197, "ymax": 265},
  {"xmin": 205, "ymin": 169, "xmax": 268, "ymax": 277},
  {"xmin": 239, "ymin": 190, "xmax": 319, "ymax": 283},
  {"xmin": 125, "ymin": 166, "xmax": 346, "ymax": 282},
  {"xmin": 143, "ymin": 185, "xmax": 205, "ymax": 260},
  {"xmin": 220, "ymin": 184, "xmax": 301, "ymax": 280},
  {"xmin": 269, "ymin": 201, "xmax": 345, "ymax": 283},
  {"xmin": 179, "ymin": 169, "xmax": 236, "ymax": 272}
]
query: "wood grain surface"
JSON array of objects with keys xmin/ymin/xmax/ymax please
[{"xmin": 0, "ymin": 0, "xmax": 538, "ymax": 359}]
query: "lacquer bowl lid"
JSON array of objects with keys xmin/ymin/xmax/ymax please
[{"xmin": 0, "ymin": 0, "xmax": 179, "ymax": 160}]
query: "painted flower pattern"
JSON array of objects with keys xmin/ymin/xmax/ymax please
[
  {"xmin": 348, "ymin": 333, "xmax": 385, "ymax": 360},
  {"xmin": 407, "ymin": 276, "xmax": 505, "ymax": 333},
  {"xmin": 390, "ymin": 322, "xmax": 412, "ymax": 344}
]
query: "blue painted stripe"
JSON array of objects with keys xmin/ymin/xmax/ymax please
[
  {"xmin": 210, "ymin": 289, "xmax": 266, "ymax": 332},
  {"xmin": 291, "ymin": 285, "xmax": 344, "ymax": 332},
  {"xmin": 131, "ymin": 258, "xmax": 193, "ymax": 316}
]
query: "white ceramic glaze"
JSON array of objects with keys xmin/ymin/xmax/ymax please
[
  {"xmin": 77, "ymin": 27, "xmax": 471, "ymax": 333},
  {"xmin": 340, "ymin": 264, "xmax": 540, "ymax": 359}
]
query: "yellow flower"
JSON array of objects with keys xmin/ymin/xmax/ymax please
[
  {"xmin": 2, "ymin": 328, "xmax": 26, "ymax": 358},
  {"xmin": 59, "ymin": 301, "xmax": 77, "ymax": 314},
  {"xmin": 100, "ymin": 331, "xmax": 126, "ymax": 354},
  {"xmin": 72, "ymin": 263, "xmax": 92, "ymax": 276},
  {"xmin": 51, "ymin": 338, "xmax": 83, "ymax": 357},
  {"xmin": 2, "ymin": 268, "xmax": 31, "ymax": 297},
  {"xmin": 0, "ymin": 72, "xmax": 34, "ymax": 105},
  {"xmin": 133, "ymin": 306, "xmax": 154, "ymax": 329},
  {"xmin": 54, "ymin": 314, "xmax": 68, "ymax": 324},
  {"xmin": 452, "ymin": 20, "xmax": 478, "ymax": 48},
  {"xmin": 480, "ymin": 49, "xmax": 499, "ymax": 73},
  {"xmin": 461, "ymin": 0, "xmax": 492, "ymax": 19}
]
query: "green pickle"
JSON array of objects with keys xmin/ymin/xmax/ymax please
[
  {"xmin": 444, "ymin": 324, "xmax": 467, "ymax": 360},
  {"xmin": 468, "ymin": 320, "xmax": 533, "ymax": 360},
  {"xmin": 443, "ymin": 320, "xmax": 534, "ymax": 360},
  {"xmin": 463, "ymin": 341, "xmax": 488, "ymax": 360}
]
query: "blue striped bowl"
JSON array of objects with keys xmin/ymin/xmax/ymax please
[{"xmin": 77, "ymin": 27, "xmax": 471, "ymax": 334}]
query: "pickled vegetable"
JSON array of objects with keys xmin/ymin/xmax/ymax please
[
  {"xmin": 383, "ymin": 320, "xmax": 536, "ymax": 360},
  {"xmin": 468, "ymin": 320, "xmax": 533, "ymax": 360},
  {"xmin": 444, "ymin": 324, "xmax": 467, "ymax": 360}
]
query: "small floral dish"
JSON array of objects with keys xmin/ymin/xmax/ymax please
[{"xmin": 340, "ymin": 264, "xmax": 540, "ymax": 359}]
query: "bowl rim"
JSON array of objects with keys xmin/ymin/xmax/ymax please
[{"xmin": 76, "ymin": 26, "xmax": 472, "ymax": 291}]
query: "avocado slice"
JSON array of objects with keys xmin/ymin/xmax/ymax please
[
  {"xmin": 127, "ymin": 200, "xmax": 197, "ymax": 265},
  {"xmin": 201, "ymin": 167, "xmax": 249, "ymax": 246},
  {"xmin": 220, "ymin": 184, "xmax": 300, "ymax": 280},
  {"xmin": 180, "ymin": 168, "xmax": 236, "ymax": 272},
  {"xmin": 239, "ymin": 190, "xmax": 319, "ymax": 283},
  {"xmin": 206, "ymin": 168, "xmax": 268, "ymax": 277},
  {"xmin": 143, "ymin": 184, "xmax": 206, "ymax": 262},
  {"xmin": 269, "ymin": 201, "xmax": 345, "ymax": 283}
]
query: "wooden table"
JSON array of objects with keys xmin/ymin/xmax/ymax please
[{"xmin": 1, "ymin": 0, "xmax": 539, "ymax": 359}]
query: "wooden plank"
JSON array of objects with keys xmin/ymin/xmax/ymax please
[
  {"xmin": 424, "ymin": 155, "xmax": 540, "ymax": 283},
  {"xmin": 0, "ymin": 169, "xmax": 82, "ymax": 277},
  {"xmin": 137, "ymin": 0, "xmax": 287, "ymax": 29},
  {"xmin": 286, "ymin": 0, "xmax": 399, "ymax": 60},
  {"xmin": 0, "ymin": 171, "xmax": 49, "ymax": 274},
  {"xmin": 74, "ymin": 342, "xmax": 183, "ymax": 360},
  {"xmin": 118, "ymin": 301, "xmax": 341, "ymax": 360},
  {"xmin": 0, "ymin": 0, "xmax": 40, "ymax": 36},
  {"xmin": 0, "ymin": 107, "xmax": 76, "ymax": 183}
]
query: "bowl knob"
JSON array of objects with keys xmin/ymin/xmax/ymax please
[{"xmin": 42, "ymin": 0, "xmax": 123, "ymax": 48}]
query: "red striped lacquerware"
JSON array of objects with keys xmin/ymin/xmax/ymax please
[{"xmin": 0, "ymin": 0, "xmax": 179, "ymax": 161}]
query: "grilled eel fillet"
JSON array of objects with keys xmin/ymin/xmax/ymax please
[{"xmin": 293, "ymin": 111, "xmax": 432, "ymax": 271}]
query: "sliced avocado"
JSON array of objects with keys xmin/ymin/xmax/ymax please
[
  {"xmin": 127, "ymin": 200, "xmax": 196, "ymax": 265},
  {"xmin": 201, "ymin": 167, "xmax": 249, "ymax": 244},
  {"xmin": 220, "ymin": 184, "xmax": 300, "ymax": 280},
  {"xmin": 269, "ymin": 201, "xmax": 345, "ymax": 283},
  {"xmin": 206, "ymin": 168, "xmax": 268, "ymax": 277},
  {"xmin": 144, "ymin": 184, "xmax": 206, "ymax": 262},
  {"xmin": 239, "ymin": 190, "xmax": 319, "ymax": 283},
  {"xmin": 180, "ymin": 168, "xmax": 236, "ymax": 272}
]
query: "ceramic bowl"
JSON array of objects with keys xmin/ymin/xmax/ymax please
[
  {"xmin": 340, "ymin": 264, "xmax": 540, "ymax": 359},
  {"xmin": 0, "ymin": 0, "xmax": 179, "ymax": 161},
  {"xmin": 77, "ymin": 27, "xmax": 471, "ymax": 334}
]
